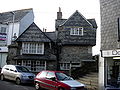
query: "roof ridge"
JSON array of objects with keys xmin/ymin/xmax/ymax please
[{"xmin": 60, "ymin": 10, "xmax": 93, "ymax": 27}]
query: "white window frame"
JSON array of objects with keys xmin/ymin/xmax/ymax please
[
  {"xmin": 22, "ymin": 42, "xmax": 44, "ymax": 54},
  {"xmin": 21, "ymin": 60, "xmax": 46, "ymax": 72},
  {"xmin": 60, "ymin": 63, "xmax": 70, "ymax": 70},
  {"xmin": 0, "ymin": 27, "xmax": 7, "ymax": 34},
  {"xmin": 70, "ymin": 27, "xmax": 83, "ymax": 35}
]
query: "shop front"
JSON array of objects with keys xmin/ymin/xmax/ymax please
[{"xmin": 101, "ymin": 49, "xmax": 120, "ymax": 89}]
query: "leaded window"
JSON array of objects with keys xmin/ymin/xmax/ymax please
[
  {"xmin": 18, "ymin": 60, "xmax": 46, "ymax": 72},
  {"xmin": 22, "ymin": 42, "xmax": 44, "ymax": 54},
  {"xmin": 70, "ymin": 27, "xmax": 83, "ymax": 35}
]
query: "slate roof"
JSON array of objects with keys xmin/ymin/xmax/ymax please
[
  {"xmin": 87, "ymin": 19, "xmax": 98, "ymax": 29},
  {"xmin": 16, "ymin": 22, "xmax": 51, "ymax": 42},
  {"xmin": 61, "ymin": 10, "xmax": 92, "ymax": 26},
  {"xmin": 55, "ymin": 19, "xmax": 67, "ymax": 28},
  {"xmin": 0, "ymin": 8, "xmax": 33, "ymax": 23},
  {"xmin": 55, "ymin": 10, "xmax": 97, "ymax": 29},
  {"xmin": 45, "ymin": 32, "xmax": 56, "ymax": 41}
]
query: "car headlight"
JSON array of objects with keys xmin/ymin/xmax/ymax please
[
  {"xmin": 33, "ymin": 74, "xmax": 36, "ymax": 78},
  {"xmin": 22, "ymin": 75, "xmax": 28, "ymax": 78},
  {"xmin": 71, "ymin": 87, "xmax": 76, "ymax": 90}
]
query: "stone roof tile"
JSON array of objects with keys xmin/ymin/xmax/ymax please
[{"xmin": 16, "ymin": 22, "xmax": 51, "ymax": 42}]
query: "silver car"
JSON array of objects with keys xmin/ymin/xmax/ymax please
[{"xmin": 0, "ymin": 65, "xmax": 35, "ymax": 85}]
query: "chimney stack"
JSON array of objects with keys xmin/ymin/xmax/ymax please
[{"xmin": 57, "ymin": 7, "xmax": 62, "ymax": 19}]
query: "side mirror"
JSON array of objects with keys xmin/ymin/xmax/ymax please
[
  {"xmin": 14, "ymin": 70, "xmax": 17, "ymax": 72},
  {"xmin": 50, "ymin": 77, "xmax": 57, "ymax": 81}
]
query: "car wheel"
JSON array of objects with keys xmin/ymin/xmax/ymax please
[
  {"xmin": 1, "ymin": 74, "xmax": 4, "ymax": 81},
  {"xmin": 16, "ymin": 78, "xmax": 21, "ymax": 85},
  {"xmin": 35, "ymin": 82, "xmax": 41, "ymax": 90}
]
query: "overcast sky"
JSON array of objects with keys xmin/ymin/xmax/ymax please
[{"xmin": 0, "ymin": 0, "xmax": 100, "ymax": 55}]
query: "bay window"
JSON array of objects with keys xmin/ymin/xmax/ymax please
[{"xmin": 22, "ymin": 42, "xmax": 44, "ymax": 54}]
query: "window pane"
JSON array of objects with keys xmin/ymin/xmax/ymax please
[
  {"xmin": 31, "ymin": 43, "xmax": 36, "ymax": 53},
  {"xmin": 75, "ymin": 28, "xmax": 78, "ymax": 35},
  {"xmin": 37, "ymin": 71, "xmax": 47, "ymax": 78},
  {"xmin": 47, "ymin": 72, "xmax": 55, "ymax": 78},
  {"xmin": 70, "ymin": 28, "xmax": 74, "ymax": 35},
  {"xmin": 79, "ymin": 27, "xmax": 83, "ymax": 35},
  {"xmin": 70, "ymin": 27, "xmax": 83, "ymax": 35},
  {"xmin": 37, "ymin": 43, "xmax": 43, "ymax": 53},
  {"xmin": 1, "ymin": 27, "xmax": 6, "ymax": 33},
  {"xmin": 29, "ymin": 43, "xmax": 32, "ymax": 53}
]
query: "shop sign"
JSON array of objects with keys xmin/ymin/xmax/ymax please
[
  {"xmin": 102, "ymin": 49, "xmax": 120, "ymax": 57},
  {"xmin": 0, "ymin": 47, "xmax": 8, "ymax": 52}
]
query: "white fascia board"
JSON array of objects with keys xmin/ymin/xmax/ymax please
[{"xmin": 102, "ymin": 49, "xmax": 120, "ymax": 57}]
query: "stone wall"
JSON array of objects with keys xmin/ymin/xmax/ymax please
[
  {"xmin": 100, "ymin": 0, "xmax": 120, "ymax": 50},
  {"xmin": 7, "ymin": 42, "xmax": 18, "ymax": 64},
  {"xmin": 59, "ymin": 46, "xmax": 93, "ymax": 63}
]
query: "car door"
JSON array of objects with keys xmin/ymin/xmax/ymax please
[
  {"xmin": 3, "ymin": 68, "xmax": 10, "ymax": 79},
  {"xmin": 35, "ymin": 71, "xmax": 48, "ymax": 89},
  {"xmin": 45, "ymin": 72, "xmax": 59, "ymax": 90},
  {"xmin": 9, "ymin": 66, "xmax": 17, "ymax": 80}
]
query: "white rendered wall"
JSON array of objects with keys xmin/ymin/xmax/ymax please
[
  {"xmin": 19, "ymin": 10, "xmax": 34, "ymax": 35},
  {"xmin": 0, "ymin": 53, "xmax": 7, "ymax": 68},
  {"xmin": 99, "ymin": 55, "xmax": 105, "ymax": 90},
  {"xmin": 7, "ymin": 22, "xmax": 20, "ymax": 45}
]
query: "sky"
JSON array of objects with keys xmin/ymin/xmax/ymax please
[{"xmin": 0, "ymin": 0, "xmax": 100, "ymax": 55}]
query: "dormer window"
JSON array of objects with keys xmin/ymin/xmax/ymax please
[{"xmin": 70, "ymin": 27, "xmax": 83, "ymax": 35}]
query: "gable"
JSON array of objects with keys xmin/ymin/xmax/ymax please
[
  {"xmin": 16, "ymin": 22, "xmax": 51, "ymax": 42},
  {"xmin": 57, "ymin": 10, "xmax": 97, "ymax": 46},
  {"xmin": 62, "ymin": 10, "xmax": 92, "ymax": 27}
]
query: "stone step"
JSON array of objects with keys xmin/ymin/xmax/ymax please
[
  {"xmin": 78, "ymin": 79, "xmax": 98, "ymax": 85},
  {"xmin": 77, "ymin": 72, "xmax": 98, "ymax": 89},
  {"xmin": 81, "ymin": 76, "xmax": 98, "ymax": 80},
  {"xmin": 86, "ymin": 73, "xmax": 98, "ymax": 77}
]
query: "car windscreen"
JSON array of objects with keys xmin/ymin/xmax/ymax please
[
  {"xmin": 56, "ymin": 72, "xmax": 73, "ymax": 81},
  {"xmin": 16, "ymin": 66, "xmax": 30, "ymax": 72}
]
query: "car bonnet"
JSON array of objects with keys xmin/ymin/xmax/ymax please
[
  {"xmin": 60, "ymin": 80, "xmax": 85, "ymax": 87},
  {"xmin": 21, "ymin": 72, "xmax": 35, "ymax": 76}
]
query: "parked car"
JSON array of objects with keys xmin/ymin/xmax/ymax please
[
  {"xmin": 34, "ymin": 70, "xmax": 85, "ymax": 90},
  {"xmin": 0, "ymin": 67, "xmax": 1, "ymax": 75},
  {"xmin": 0, "ymin": 65, "xmax": 35, "ymax": 85}
]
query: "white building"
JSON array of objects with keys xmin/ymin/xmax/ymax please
[{"xmin": 0, "ymin": 8, "xmax": 34, "ymax": 67}]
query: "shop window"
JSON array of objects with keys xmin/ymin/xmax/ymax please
[{"xmin": 107, "ymin": 63, "xmax": 120, "ymax": 87}]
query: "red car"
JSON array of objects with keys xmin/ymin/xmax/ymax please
[{"xmin": 34, "ymin": 70, "xmax": 85, "ymax": 90}]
